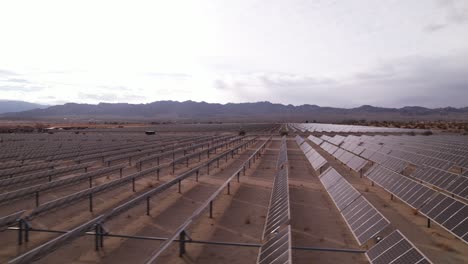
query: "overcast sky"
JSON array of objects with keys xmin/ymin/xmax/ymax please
[{"xmin": 0, "ymin": 0, "xmax": 467, "ymax": 108}]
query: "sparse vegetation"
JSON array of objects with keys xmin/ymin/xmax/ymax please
[{"xmin": 435, "ymin": 242, "xmax": 457, "ymax": 252}]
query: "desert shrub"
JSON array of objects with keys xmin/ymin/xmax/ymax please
[
  {"xmin": 435, "ymin": 242, "xmax": 456, "ymax": 252},
  {"xmin": 422, "ymin": 130, "xmax": 433, "ymax": 136}
]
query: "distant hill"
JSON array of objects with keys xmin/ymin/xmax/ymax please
[
  {"xmin": 0, "ymin": 100, "xmax": 48, "ymax": 114},
  {"xmin": 1, "ymin": 100, "xmax": 468, "ymax": 122}
]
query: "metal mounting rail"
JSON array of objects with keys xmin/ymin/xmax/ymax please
[
  {"xmin": 8, "ymin": 216, "xmax": 104, "ymax": 264},
  {"xmin": 0, "ymin": 164, "xmax": 125, "ymax": 205}
]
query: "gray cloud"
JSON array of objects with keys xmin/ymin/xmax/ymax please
[
  {"xmin": 78, "ymin": 92, "xmax": 146, "ymax": 103},
  {"xmin": 0, "ymin": 85, "xmax": 44, "ymax": 92},
  {"xmin": 6, "ymin": 78, "xmax": 30, "ymax": 84},
  {"xmin": 436, "ymin": 0, "xmax": 468, "ymax": 24},
  {"xmin": 212, "ymin": 52, "xmax": 468, "ymax": 108},
  {"xmin": 146, "ymin": 72, "xmax": 191, "ymax": 80},
  {"xmin": 0, "ymin": 69, "xmax": 18, "ymax": 77},
  {"xmin": 423, "ymin": 23, "xmax": 447, "ymax": 32}
]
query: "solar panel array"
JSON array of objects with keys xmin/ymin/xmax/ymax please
[
  {"xmin": 3, "ymin": 136, "xmax": 259, "ymax": 263},
  {"xmin": 257, "ymin": 136, "xmax": 292, "ymax": 264},
  {"xmin": 312, "ymin": 136, "xmax": 368, "ymax": 173},
  {"xmin": 104, "ymin": 138, "xmax": 257, "ymax": 221},
  {"xmin": 289, "ymin": 123, "xmax": 422, "ymax": 133},
  {"xmin": 365, "ymin": 165, "xmax": 437, "ymax": 209},
  {"xmin": 25, "ymin": 138, "xmax": 248, "ymax": 219},
  {"xmin": 257, "ymin": 225, "xmax": 292, "ymax": 264},
  {"xmin": 419, "ymin": 193, "xmax": 468, "ymax": 242},
  {"xmin": 295, "ymin": 136, "xmax": 327, "ymax": 171},
  {"xmin": 0, "ymin": 162, "xmax": 60, "ymax": 178},
  {"xmin": 307, "ymin": 135, "xmax": 323, "ymax": 145},
  {"xmin": 355, "ymin": 135, "xmax": 468, "ymax": 171},
  {"xmin": 294, "ymin": 135, "xmax": 305, "ymax": 146},
  {"xmin": 366, "ymin": 230, "xmax": 432, "ymax": 264},
  {"xmin": 319, "ymin": 168, "xmax": 390, "ymax": 245},
  {"xmin": 0, "ymin": 164, "xmax": 126, "ymax": 204},
  {"xmin": 142, "ymin": 138, "xmax": 272, "ymax": 263},
  {"xmin": 0, "ymin": 162, "xmax": 95, "ymax": 187},
  {"xmin": 317, "ymin": 134, "xmax": 468, "ymax": 174},
  {"xmin": 365, "ymin": 164, "xmax": 468, "ymax": 244},
  {"xmin": 411, "ymin": 165, "xmax": 468, "ymax": 199}
]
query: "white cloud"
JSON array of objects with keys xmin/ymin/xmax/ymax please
[{"xmin": 0, "ymin": 0, "xmax": 467, "ymax": 107}]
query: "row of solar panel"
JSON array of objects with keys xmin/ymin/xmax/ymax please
[
  {"xmin": 0, "ymin": 164, "xmax": 125, "ymax": 204},
  {"xmin": 334, "ymin": 134, "xmax": 467, "ymax": 172},
  {"xmin": 319, "ymin": 168, "xmax": 390, "ymax": 245},
  {"xmin": 349, "ymin": 134, "xmax": 468, "ymax": 170},
  {"xmin": 4, "ymin": 138, "xmax": 260, "ymax": 263},
  {"xmin": 411, "ymin": 165, "xmax": 468, "ymax": 200},
  {"xmin": 276, "ymin": 136, "xmax": 288, "ymax": 169},
  {"xmin": 366, "ymin": 165, "xmax": 468, "ymax": 244},
  {"xmin": 366, "ymin": 230, "xmax": 432, "ymax": 264},
  {"xmin": 258, "ymin": 136, "xmax": 291, "ymax": 264},
  {"xmin": 295, "ymin": 136, "xmax": 327, "ymax": 171},
  {"xmin": 314, "ymin": 134, "xmax": 468, "ymax": 210},
  {"xmin": 0, "ymin": 162, "xmax": 95, "ymax": 187},
  {"xmin": 310, "ymin": 135, "xmax": 368, "ymax": 173},
  {"xmin": 289, "ymin": 123, "xmax": 420, "ymax": 133},
  {"xmin": 366, "ymin": 135, "xmax": 468, "ymax": 163}
]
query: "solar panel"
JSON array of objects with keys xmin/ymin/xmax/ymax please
[
  {"xmin": 0, "ymin": 162, "xmax": 95, "ymax": 187},
  {"xmin": 320, "ymin": 168, "xmax": 390, "ymax": 245},
  {"xmin": 365, "ymin": 165, "xmax": 437, "ymax": 210},
  {"xmin": 0, "ymin": 161, "xmax": 60, "ymax": 178},
  {"xmin": 307, "ymin": 135, "xmax": 323, "ymax": 145},
  {"xmin": 257, "ymin": 225, "xmax": 292, "ymax": 264},
  {"xmin": 299, "ymin": 142, "xmax": 327, "ymax": 171},
  {"xmin": 257, "ymin": 138, "xmax": 292, "ymax": 264},
  {"xmin": 0, "ymin": 164, "xmax": 125, "ymax": 204},
  {"xmin": 411, "ymin": 165, "xmax": 466, "ymax": 199},
  {"xmin": 142, "ymin": 138, "xmax": 273, "ymax": 263},
  {"xmin": 366, "ymin": 230, "xmax": 432, "ymax": 264},
  {"xmin": 295, "ymin": 135, "xmax": 305, "ymax": 146},
  {"xmin": 419, "ymin": 193, "xmax": 468, "ymax": 242}
]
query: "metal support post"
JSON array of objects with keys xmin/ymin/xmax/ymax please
[
  {"xmin": 179, "ymin": 231, "xmax": 186, "ymax": 257},
  {"xmin": 146, "ymin": 197, "xmax": 150, "ymax": 216},
  {"xmin": 89, "ymin": 193, "xmax": 93, "ymax": 212},
  {"xmin": 209, "ymin": 201, "xmax": 213, "ymax": 218},
  {"xmin": 35, "ymin": 191, "xmax": 40, "ymax": 207}
]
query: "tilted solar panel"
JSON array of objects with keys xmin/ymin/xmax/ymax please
[{"xmin": 366, "ymin": 230, "xmax": 432, "ymax": 264}]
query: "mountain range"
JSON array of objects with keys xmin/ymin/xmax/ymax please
[
  {"xmin": 1, "ymin": 100, "xmax": 467, "ymax": 122},
  {"xmin": 0, "ymin": 100, "xmax": 48, "ymax": 114}
]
